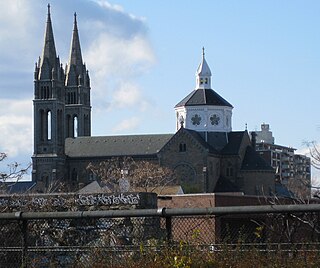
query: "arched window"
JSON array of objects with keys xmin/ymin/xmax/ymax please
[
  {"xmin": 179, "ymin": 143, "xmax": 187, "ymax": 152},
  {"xmin": 73, "ymin": 116, "xmax": 78, "ymax": 137},
  {"xmin": 47, "ymin": 111, "xmax": 52, "ymax": 140}
]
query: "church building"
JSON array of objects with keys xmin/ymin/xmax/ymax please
[{"xmin": 32, "ymin": 6, "xmax": 275, "ymax": 195}]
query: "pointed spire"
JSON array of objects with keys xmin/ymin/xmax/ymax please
[
  {"xmin": 196, "ymin": 47, "xmax": 212, "ymax": 89},
  {"xmin": 39, "ymin": 3, "xmax": 58, "ymax": 80},
  {"xmin": 65, "ymin": 12, "xmax": 84, "ymax": 86}
]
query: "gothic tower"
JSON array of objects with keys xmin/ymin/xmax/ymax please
[
  {"xmin": 65, "ymin": 13, "xmax": 91, "ymax": 138},
  {"xmin": 32, "ymin": 5, "xmax": 66, "ymax": 188},
  {"xmin": 32, "ymin": 5, "xmax": 91, "ymax": 190}
]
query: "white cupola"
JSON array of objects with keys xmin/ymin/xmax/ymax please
[
  {"xmin": 196, "ymin": 47, "xmax": 212, "ymax": 89},
  {"xmin": 175, "ymin": 49, "xmax": 233, "ymax": 133}
]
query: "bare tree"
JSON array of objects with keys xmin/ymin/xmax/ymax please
[
  {"xmin": 86, "ymin": 157, "xmax": 175, "ymax": 193},
  {"xmin": 304, "ymin": 141, "xmax": 320, "ymax": 169},
  {"xmin": 286, "ymin": 177, "xmax": 311, "ymax": 199},
  {"xmin": 0, "ymin": 153, "xmax": 31, "ymax": 193}
]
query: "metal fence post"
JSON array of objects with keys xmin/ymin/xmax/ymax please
[
  {"xmin": 165, "ymin": 215, "xmax": 172, "ymax": 245},
  {"xmin": 21, "ymin": 219, "xmax": 28, "ymax": 268}
]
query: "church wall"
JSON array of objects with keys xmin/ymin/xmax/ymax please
[
  {"xmin": 239, "ymin": 171, "xmax": 275, "ymax": 196},
  {"xmin": 220, "ymin": 156, "xmax": 241, "ymax": 184},
  {"xmin": 207, "ymin": 156, "xmax": 220, "ymax": 192},
  {"xmin": 32, "ymin": 156, "xmax": 66, "ymax": 192},
  {"xmin": 159, "ymin": 134, "xmax": 209, "ymax": 193}
]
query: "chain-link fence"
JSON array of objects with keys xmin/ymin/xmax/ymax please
[{"xmin": 0, "ymin": 205, "xmax": 320, "ymax": 267}]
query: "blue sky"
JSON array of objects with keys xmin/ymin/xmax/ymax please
[{"xmin": 0, "ymin": 0, "xmax": 320, "ymax": 179}]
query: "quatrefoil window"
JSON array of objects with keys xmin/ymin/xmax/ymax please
[
  {"xmin": 210, "ymin": 114, "xmax": 220, "ymax": 125},
  {"xmin": 191, "ymin": 114, "xmax": 201, "ymax": 125}
]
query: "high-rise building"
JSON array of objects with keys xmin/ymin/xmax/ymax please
[{"xmin": 252, "ymin": 124, "xmax": 311, "ymax": 197}]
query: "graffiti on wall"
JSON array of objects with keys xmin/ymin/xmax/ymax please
[{"xmin": 0, "ymin": 193, "xmax": 141, "ymax": 210}]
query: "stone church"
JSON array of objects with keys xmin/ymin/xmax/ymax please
[{"xmin": 32, "ymin": 6, "xmax": 275, "ymax": 195}]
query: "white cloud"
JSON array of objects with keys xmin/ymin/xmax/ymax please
[
  {"xmin": 112, "ymin": 117, "xmax": 141, "ymax": 133},
  {"xmin": 0, "ymin": 1, "xmax": 33, "ymax": 39},
  {"xmin": 85, "ymin": 32, "xmax": 155, "ymax": 93},
  {"xmin": 85, "ymin": 30, "xmax": 155, "ymax": 121},
  {"xmin": 93, "ymin": 0, "xmax": 146, "ymax": 22},
  {"xmin": 0, "ymin": 1, "xmax": 40, "ymax": 67},
  {"xmin": 0, "ymin": 99, "xmax": 32, "ymax": 158},
  {"xmin": 296, "ymin": 147, "xmax": 310, "ymax": 156},
  {"xmin": 112, "ymin": 82, "xmax": 149, "ymax": 111},
  {"xmin": 93, "ymin": 0, "xmax": 125, "ymax": 13}
]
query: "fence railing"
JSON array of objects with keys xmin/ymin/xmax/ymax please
[{"xmin": 0, "ymin": 204, "xmax": 320, "ymax": 267}]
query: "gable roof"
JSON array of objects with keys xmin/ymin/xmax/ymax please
[
  {"xmin": 160, "ymin": 127, "xmax": 219, "ymax": 154},
  {"xmin": 221, "ymin": 131, "xmax": 247, "ymax": 155},
  {"xmin": 183, "ymin": 128, "xmax": 217, "ymax": 153},
  {"xmin": 205, "ymin": 132, "xmax": 229, "ymax": 152},
  {"xmin": 241, "ymin": 146, "xmax": 274, "ymax": 171},
  {"xmin": 65, "ymin": 134, "xmax": 173, "ymax": 158},
  {"xmin": 175, "ymin": 88, "xmax": 233, "ymax": 108}
]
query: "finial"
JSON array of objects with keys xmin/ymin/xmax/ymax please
[
  {"xmin": 47, "ymin": 3, "xmax": 51, "ymax": 15},
  {"xmin": 202, "ymin": 47, "xmax": 205, "ymax": 58},
  {"xmin": 73, "ymin": 12, "xmax": 78, "ymax": 30},
  {"xmin": 245, "ymin": 123, "xmax": 248, "ymax": 130}
]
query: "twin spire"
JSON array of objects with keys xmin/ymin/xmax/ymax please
[
  {"xmin": 65, "ymin": 12, "xmax": 84, "ymax": 86},
  {"xmin": 38, "ymin": 4, "xmax": 58, "ymax": 80},
  {"xmin": 37, "ymin": 4, "xmax": 86, "ymax": 86}
]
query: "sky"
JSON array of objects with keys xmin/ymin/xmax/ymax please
[{"xmin": 0, "ymin": 0, "xmax": 320, "ymax": 180}]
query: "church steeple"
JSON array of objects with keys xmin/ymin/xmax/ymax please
[
  {"xmin": 196, "ymin": 47, "xmax": 212, "ymax": 89},
  {"xmin": 38, "ymin": 4, "xmax": 59, "ymax": 80},
  {"xmin": 32, "ymin": 4, "xmax": 66, "ymax": 189},
  {"xmin": 64, "ymin": 12, "xmax": 91, "ymax": 138},
  {"xmin": 65, "ymin": 12, "xmax": 84, "ymax": 86}
]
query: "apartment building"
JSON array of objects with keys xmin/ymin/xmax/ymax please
[{"xmin": 252, "ymin": 124, "xmax": 311, "ymax": 197}]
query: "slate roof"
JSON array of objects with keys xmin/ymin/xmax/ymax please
[
  {"xmin": 183, "ymin": 129, "xmax": 218, "ymax": 153},
  {"xmin": 6, "ymin": 181, "xmax": 36, "ymax": 194},
  {"xmin": 205, "ymin": 132, "xmax": 229, "ymax": 152},
  {"xmin": 241, "ymin": 146, "xmax": 275, "ymax": 171},
  {"xmin": 221, "ymin": 131, "xmax": 246, "ymax": 155},
  {"xmin": 175, "ymin": 88, "xmax": 233, "ymax": 108},
  {"xmin": 65, "ymin": 134, "xmax": 174, "ymax": 158},
  {"xmin": 165, "ymin": 129, "xmax": 247, "ymax": 156}
]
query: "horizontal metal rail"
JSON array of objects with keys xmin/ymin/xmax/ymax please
[{"xmin": 0, "ymin": 204, "xmax": 319, "ymax": 220}]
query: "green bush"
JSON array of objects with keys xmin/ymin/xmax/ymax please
[{"xmin": 80, "ymin": 241, "xmax": 320, "ymax": 268}]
